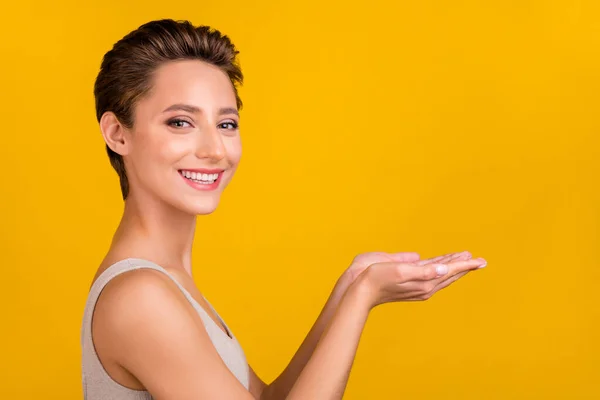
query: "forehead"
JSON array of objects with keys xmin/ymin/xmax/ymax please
[{"xmin": 142, "ymin": 60, "xmax": 237, "ymax": 111}]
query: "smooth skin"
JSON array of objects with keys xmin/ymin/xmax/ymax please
[{"xmin": 91, "ymin": 58, "xmax": 487, "ymax": 399}]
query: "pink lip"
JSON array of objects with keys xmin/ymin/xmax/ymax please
[
  {"xmin": 179, "ymin": 170, "xmax": 224, "ymax": 191},
  {"xmin": 180, "ymin": 168, "xmax": 225, "ymax": 174}
]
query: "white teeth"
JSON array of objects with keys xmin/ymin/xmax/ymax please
[{"xmin": 180, "ymin": 170, "xmax": 220, "ymax": 183}]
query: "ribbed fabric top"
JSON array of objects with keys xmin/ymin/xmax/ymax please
[{"xmin": 81, "ymin": 258, "xmax": 249, "ymax": 399}]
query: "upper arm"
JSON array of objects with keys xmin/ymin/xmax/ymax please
[{"xmin": 93, "ymin": 269, "xmax": 255, "ymax": 400}]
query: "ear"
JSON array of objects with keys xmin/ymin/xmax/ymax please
[{"xmin": 99, "ymin": 111, "xmax": 131, "ymax": 156}]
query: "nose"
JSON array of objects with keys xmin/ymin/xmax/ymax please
[{"xmin": 194, "ymin": 124, "xmax": 226, "ymax": 161}]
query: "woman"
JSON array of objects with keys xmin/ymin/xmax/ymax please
[{"xmin": 81, "ymin": 19, "xmax": 487, "ymax": 400}]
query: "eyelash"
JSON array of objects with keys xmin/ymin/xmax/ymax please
[
  {"xmin": 218, "ymin": 121, "xmax": 239, "ymax": 130},
  {"xmin": 167, "ymin": 119, "xmax": 239, "ymax": 130},
  {"xmin": 168, "ymin": 118, "xmax": 192, "ymax": 128}
]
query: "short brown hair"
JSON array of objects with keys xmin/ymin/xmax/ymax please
[{"xmin": 94, "ymin": 19, "xmax": 243, "ymax": 200}]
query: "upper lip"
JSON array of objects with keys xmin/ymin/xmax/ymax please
[{"xmin": 179, "ymin": 168, "xmax": 225, "ymax": 174}]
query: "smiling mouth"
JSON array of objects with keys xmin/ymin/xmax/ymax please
[{"xmin": 178, "ymin": 169, "xmax": 222, "ymax": 184}]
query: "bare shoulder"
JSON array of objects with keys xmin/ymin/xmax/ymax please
[
  {"xmin": 91, "ymin": 269, "xmax": 192, "ymax": 387},
  {"xmin": 92, "ymin": 269, "xmax": 201, "ymax": 372},
  {"xmin": 92, "ymin": 268, "xmax": 253, "ymax": 399},
  {"xmin": 94, "ymin": 268, "xmax": 188, "ymax": 324}
]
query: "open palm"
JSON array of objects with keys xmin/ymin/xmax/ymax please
[{"xmin": 344, "ymin": 250, "xmax": 472, "ymax": 284}]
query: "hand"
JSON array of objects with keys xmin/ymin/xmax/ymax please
[
  {"xmin": 351, "ymin": 253, "xmax": 487, "ymax": 309},
  {"xmin": 341, "ymin": 250, "xmax": 473, "ymax": 286}
]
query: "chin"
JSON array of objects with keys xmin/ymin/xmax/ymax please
[
  {"xmin": 192, "ymin": 204, "xmax": 219, "ymax": 215},
  {"xmin": 178, "ymin": 196, "xmax": 222, "ymax": 216}
]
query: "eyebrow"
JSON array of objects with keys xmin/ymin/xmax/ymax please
[{"xmin": 162, "ymin": 103, "xmax": 239, "ymax": 116}]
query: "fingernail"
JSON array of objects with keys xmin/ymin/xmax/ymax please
[
  {"xmin": 435, "ymin": 264, "xmax": 449, "ymax": 275},
  {"xmin": 476, "ymin": 258, "xmax": 487, "ymax": 269}
]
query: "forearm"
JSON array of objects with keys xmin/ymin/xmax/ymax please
[
  {"xmin": 261, "ymin": 277, "xmax": 352, "ymax": 400},
  {"xmin": 285, "ymin": 282, "xmax": 371, "ymax": 400}
]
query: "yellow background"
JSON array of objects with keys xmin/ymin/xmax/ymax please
[{"xmin": 0, "ymin": 1, "xmax": 598, "ymax": 398}]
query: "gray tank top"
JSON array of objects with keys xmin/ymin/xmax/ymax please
[{"xmin": 80, "ymin": 258, "xmax": 250, "ymax": 399}]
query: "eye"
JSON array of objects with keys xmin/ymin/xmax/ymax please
[
  {"xmin": 167, "ymin": 118, "xmax": 192, "ymax": 128},
  {"xmin": 218, "ymin": 121, "xmax": 239, "ymax": 130}
]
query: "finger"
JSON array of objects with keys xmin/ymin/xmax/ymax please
[
  {"xmin": 442, "ymin": 251, "xmax": 472, "ymax": 263},
  {"xmin": 443, "ymin": 251, "xmax": 472, "ymax": 266},
  {"xmin": 454, "ymin": 251, "xmax": 472, "ymax": 260},
  {"xmin": 426, "ymin": 255, "xmax": 481, "ymax": 287},
  {"xmin": 416, "ymin": 251, "xmax": 470, "ymax": 266},
  {"xmin": 392, "ymin": 262, "xmax": 450, "ymax": 282},
  {"xmin": 415, "ymin": 253, "xmax": 453, "ymax": 266},
  {"xmin": 387, "ymin": 252, "xmax": 420, "ymax": 263},
  {"xmin": 428, "ymin": 252, "xmax": 465, "ymax": 266},
  {"xmin": 447, "ymin": 258, "xmax": 486, "ymax": 274}
]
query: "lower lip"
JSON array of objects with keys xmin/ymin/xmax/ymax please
[{"xmin": 179, "ymin": 172, "xmax": 223, "ymax": 191}]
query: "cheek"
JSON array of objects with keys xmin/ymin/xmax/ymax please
[
  {"xmin": 225, "ymin": 136, "xmax": 242, "ymax": 165},
  {"xmin": 135, "ymin": 130, "xmax": 191, "ymax": 167},
  {"xmin": 156, "ymin": 137, "xmax": 192, "ymax": 164}
]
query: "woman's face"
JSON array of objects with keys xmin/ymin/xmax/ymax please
[{"xmin": 124, "ymin": 60, "xmax": 242, "ymax": 215}]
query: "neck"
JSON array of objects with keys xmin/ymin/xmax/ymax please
[{"xmin": 110, "ymin": 190, "xmax": 197, "ymax": 276}]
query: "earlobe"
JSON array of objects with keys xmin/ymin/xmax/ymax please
[{"xmin": 100, "ymin": 112, "xmax": 130, "ymax": 156}]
